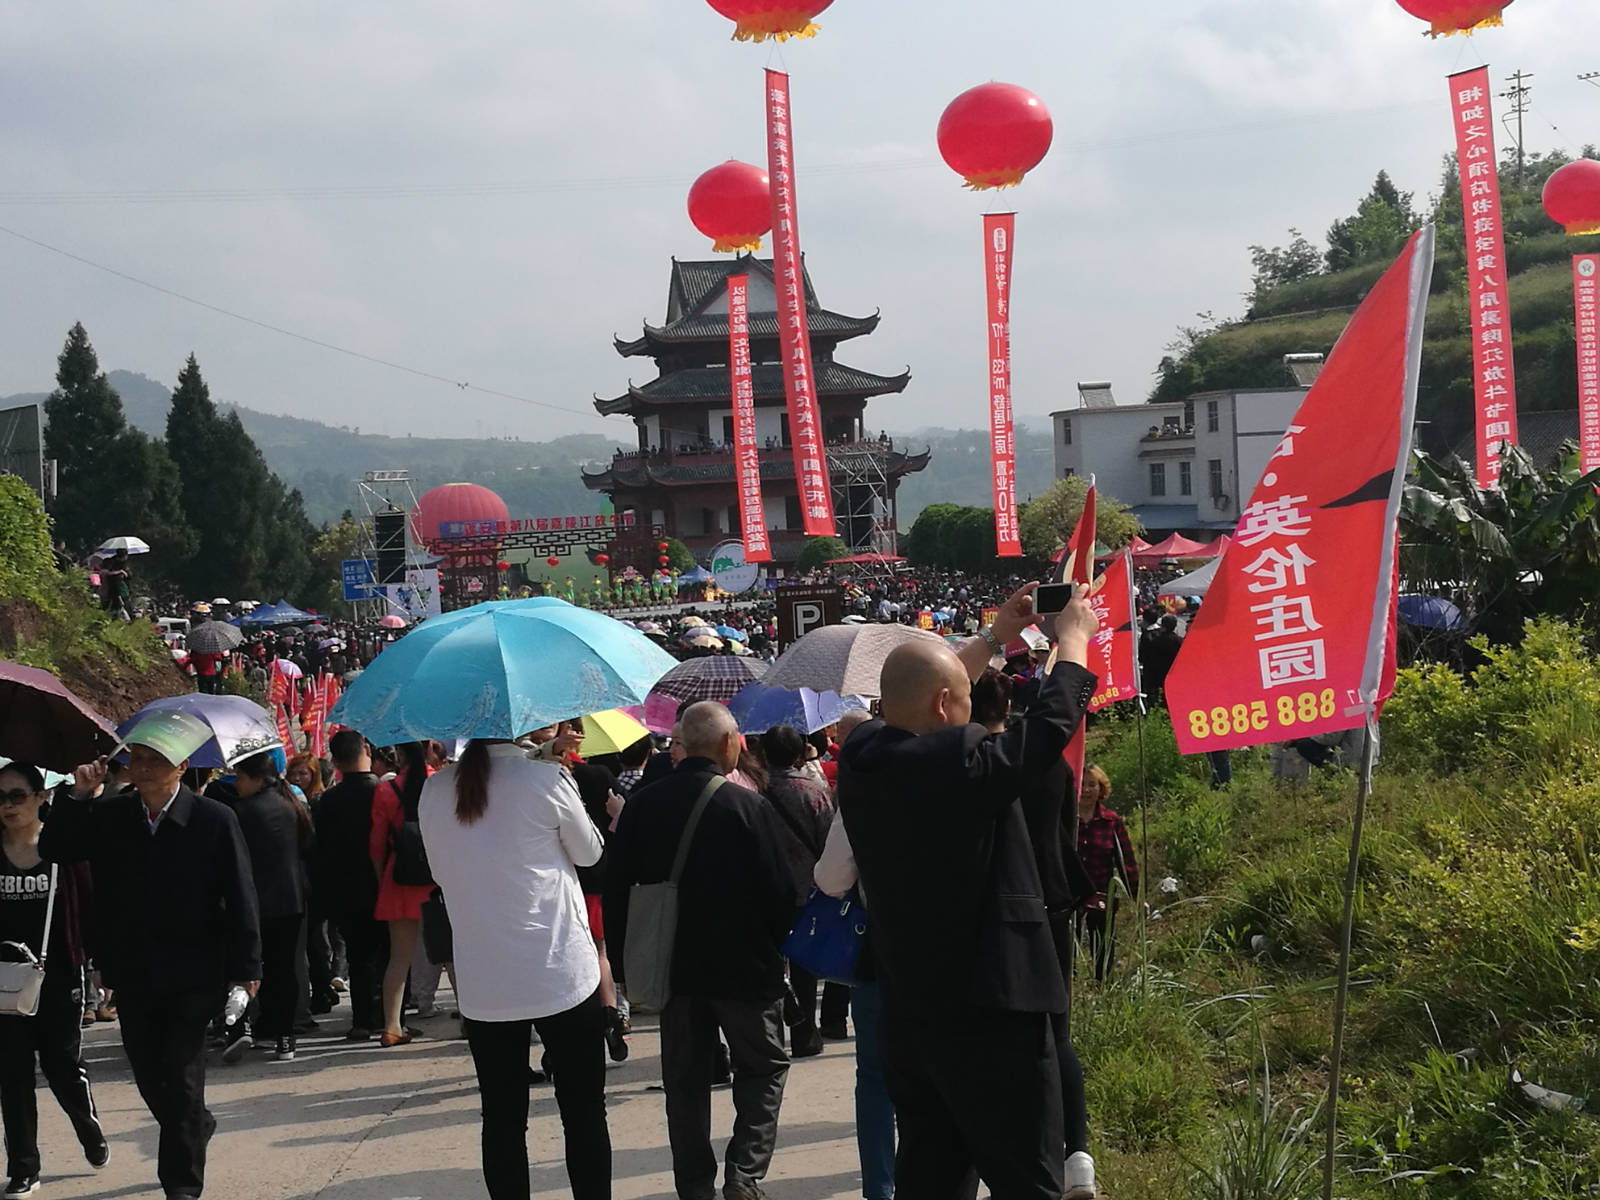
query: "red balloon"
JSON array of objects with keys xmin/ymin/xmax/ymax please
[
  {"xmin": 496, "ymin": 560, "xmax": 511, "ymax": 571},
  {"xmin": 595, "ymin": 553, "xmax": 610, "ymax": 565},
  {"xmin": 1395, "ymin": 0, "xmax": 1512, "ymax": 36},
  {"xmin": 937, "ymin": 83, "xmax": 1053, "ymax": 191},
  {"xmin": 546, "ymin": 557, "xmax": 560, "ymax": 568},
  {"xmin": 688, "ymin": 162, "xmax": 772, "ymax": 253},
  {"xmin": 1543, "ymin": 160, "xmax": 1600, "ymax": 237},
  {"xmin": 705, "ymin": 0, "xmax": 833, "ymax": 42}
]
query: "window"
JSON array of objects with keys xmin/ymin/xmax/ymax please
[
  {"xmin": 784, "ymin": 494, "xmax": 802, "ymax": 530},
  {"xmin": 1149, "ymin": 462, "xmax": 1167, "ymax": 497},
  {"xmin": 1183, "ymin": 400, "xmax": 1195, "ymax": 429},
  {"xmin": 1179, "ymin": 461, "xmax": 1192, "ymax": 496},
  {"xmin": 1206, "ymin": 400, "xmax": 1220, "ymax": 433},
  {"xmin": 726, "ymin": 505, "xmax": 739, "ymax": 533},
  {"xmin": 722, "ymin": 416, "xmax": 735, "ymax": 443},
  {"xmin": 1062, "ymin": 467, "xmax": 1075, "ymax": 479},
  {"xmin": 1208, "ymin": 459, "xmax": 1225, "ymax": 498},
  {"xmin": 1062, "ymin": 419, "xmax": 1073, "ymax": 446},
  {"xmin": 780, "ymin": 413, "xmax": 792, "ymax": 447}
]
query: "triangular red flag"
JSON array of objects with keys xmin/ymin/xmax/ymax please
[{"xmin": 1054, "ymin": 485, "xmax": 1097, "ymax": 799}]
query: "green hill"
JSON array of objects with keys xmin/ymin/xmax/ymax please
[{"xmin": 1154, "ymin": 154, "xmax": 1600, "ymax": 451}]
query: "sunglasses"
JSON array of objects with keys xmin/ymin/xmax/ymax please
[{"xmin": 0, "ymin": 790, "xmax": 36, "ymax": 806}]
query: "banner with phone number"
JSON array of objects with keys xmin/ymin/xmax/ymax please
[{"xmin": 1164, "ymin": 229, "xmax": 1433, "ymax": 754}]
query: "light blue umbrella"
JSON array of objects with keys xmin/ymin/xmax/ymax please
[
  {"xmin": 328, "ymin": 597, "xmax": 678, "ymax": 743},
  {"xmin": 726, "ymin": 681, "xmax": 866, "ymax": 736},
  {"xmin": 714, "ymin": 625, "xmax": 748, "ymax": 642},
  {"xmin": 115, "ymin": 694, "xmax": 282, "ymax": 770}
]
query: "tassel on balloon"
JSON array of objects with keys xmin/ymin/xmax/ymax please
[
  {"xmin": 705, "ymin": 0, "xmax": 833, "ymax": 42},
  {"xmin": 1394, "ymin": 0, "xmax": 1513, "ymax": 37}
]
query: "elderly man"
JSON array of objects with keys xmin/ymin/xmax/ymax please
[
  {"xmin": 51, "ymin": 714, "xmax": 261, "ymax": 1200},
  {"xmin": 605, "ymin": 701, "xmax": 794, "ymax": 1200},
  {"xmin": 838, "ymin": 582, "xmax": 1099, "ymax": 1200}
]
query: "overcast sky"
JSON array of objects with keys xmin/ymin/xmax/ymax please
[{"xmin": 0, "ymin": 0, "xmax": 1595, "ymax": 442}]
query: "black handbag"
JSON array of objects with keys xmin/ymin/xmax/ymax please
[
  {"xmin": 390, "ymin": 787, "xmax": 433, "ymax": 887},
  {"xmin": 421, "ymin": 887, "xmax": 453, "ymax": 965}
]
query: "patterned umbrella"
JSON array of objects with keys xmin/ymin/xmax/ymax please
[
  {"xmin": 648, "ymin": 655, "xmax": 768, "ymax": 705},
  {"xmin": 764, "ymin": 624, "xmax": 941, "ymax": 698},
  {"xmin": 187, "ymin": 621, "xmax": 244, "ymax": 654}
]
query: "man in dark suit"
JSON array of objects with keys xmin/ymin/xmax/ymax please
[
  {"xmin": 838, "ymin": 582, "xmax": 1099, "ymax": 1200},
  {"xmin": 49, "ymin": 715, "xmax": 261, "ymax": 1200},
  {"xmin": 606, "ymin": 702, "xmax": 795, "ymax": 1200},
  {"xmin": 310, "ymin": 731, "xmax": 386, "ymax": 1040}
]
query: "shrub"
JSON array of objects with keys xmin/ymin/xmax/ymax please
[
  {"xmin": 1157, "ymin": 777, "xmax": 1233, "ymax": 888},
  {"xmin": 0, "ymin": 476, "xmax": 56, "ymax": 605}
]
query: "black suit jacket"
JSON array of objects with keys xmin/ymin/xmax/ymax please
[
  {"xmin": 225, "ymin": 787, "xmax": 312, "ymax": 921},
  {"xmin": 311, "ymin": 772, "xmax": 381, "ymax": 917},
  {"xmin": 604, "ymin": 758, "xmax": 795, "ymax": 1004},
  {"xmin": 40, "ymin": 784, "xmax": 262, "ymax": 999},
  {"xmin": 838, "ymin": 662, "xmax": 1095, "ymax": 1015}
]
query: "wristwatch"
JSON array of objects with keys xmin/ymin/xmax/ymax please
[{"xmin": 977, "ymin": 625, "xmax": 1002, "ymax": 654}]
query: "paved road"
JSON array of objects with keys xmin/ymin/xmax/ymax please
[{"xmin": 31, "ymin": 990, "xmax": 869, "ymax": 1200}]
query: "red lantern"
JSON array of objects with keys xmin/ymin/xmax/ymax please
[
  {"xmin": 496, "ymin": 560, "xmax": 511, "ymax": 571},
  {"xmin": 546, "ymin": 557, "xmax": 560, "ymax": 568},
  {"xmin": 1394, "ymin": 0, "xmax": 1512, "ymax": 36},
  {"xmin": 595, "ymin": 553, "xmax": 610, "ymax": 565},
  {"xmin": 657, "ymin": 541, "xmax": 669, "ymax": 552},
  {"xmin": 688, "ymin": 162, "xmax": 772, "ymax": 253},
  {"xmin": 705, "ymin": 0, "xmax": 832, "ymax": 42},
  {"xmin": 937, "ymin": 83, "xmax": 1053, "ymax": 191},
  {"xmin": 1543, "ymin": 160, "xmax": 1600, "ymax": 237},
  {"xmin": 658, "ymin": 555, "xmax": 670, "ymax": 567}
]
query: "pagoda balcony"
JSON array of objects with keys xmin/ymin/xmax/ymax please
[{"xmin": 616, "ymin": 433, "xmax": 902, "ymax": 464}]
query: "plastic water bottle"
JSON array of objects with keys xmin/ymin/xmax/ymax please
[{"xmin": 222, "ymin": 985, "xmax": 249, "ymax": 1027}]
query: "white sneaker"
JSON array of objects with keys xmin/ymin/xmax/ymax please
[{"xmin": 1064, "ymin": 1150, "xmax": 1096, "ymax": 1199}]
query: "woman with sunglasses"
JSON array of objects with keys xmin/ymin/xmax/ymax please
[{"xmin": 0, "ymin": 763, "xmax": 107, "ymax": 1199}]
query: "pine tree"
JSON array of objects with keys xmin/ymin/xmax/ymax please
[
  {"xmin": 42, "ymin": 323, "xmax": 128, "ymax": 552},
  {"xmin": 108, "ymin": 430, "xmax": 195, "ymax": 567},
  {"xmin": 164, "ymin": 354, "xmax": 230, "ymax": 595}
]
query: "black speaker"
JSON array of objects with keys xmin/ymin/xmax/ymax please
[
  {"xmin": 374, "ymin": 507, "xmax": 407, "ymax": 584},
  {"xmin": 845, "ymin": 486, "xmax": 874, "ymax": 549}
]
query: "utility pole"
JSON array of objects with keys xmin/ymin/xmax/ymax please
[
  {"xmin": 1581, "ymin": 70, "xmax": 1600, "ymax": 91},
  {"xmin": 1499, "ymin": 70, "xmax": 1532, "ymax": 184}
]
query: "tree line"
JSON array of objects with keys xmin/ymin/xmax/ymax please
[{"xmin": 905, "ymin": 476, "xmax": 1142, "ymax": 574}]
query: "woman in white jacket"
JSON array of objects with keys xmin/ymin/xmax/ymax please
[{"xmin": 420, "ymin": 740, "xmax": 609, "ymax": 1200}]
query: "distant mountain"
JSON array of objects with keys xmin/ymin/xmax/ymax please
[{"xmin": 9, "ymin": 370, "xmax": 1056, "ymax": 527}]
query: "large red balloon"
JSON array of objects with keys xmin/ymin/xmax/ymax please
[
  {"xmin": 410, "ymin": 482, "xmax": 509, "ymax": 543},
  {"xmin": 1542, "ymin": 160, "xmax": 1600, "ymax": 237},
  {"xmin": 1394, "ymin": 0, "xmax": 1512, "ymax": 36},
  {"xmin": 705, "ymin": 0, "xmax": 833, "ymax": 42},
  {"xmin": 688, "ymin": 162, "xmax": 772, "ymax": 253},
  {"xmin": 937, "ymin": 83, "xmax": 1053, "ymax": 191}
]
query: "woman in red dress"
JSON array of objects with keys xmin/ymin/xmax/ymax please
[{"xmin": 369, "ymin": 743, "xmax": 434, "ymax": 1046}]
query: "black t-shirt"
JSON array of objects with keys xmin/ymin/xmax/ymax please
[{"xmin": 0, "ymin": 848, "xmax": 60, "ymax": 961}]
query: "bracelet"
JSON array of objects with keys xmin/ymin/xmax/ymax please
[{"xmin": 977, "ymin": 625, "xmax": 1002, "ymax": 654}]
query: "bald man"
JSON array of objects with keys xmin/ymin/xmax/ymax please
[
  {"xmin": 837, "ymin": 582, "xmax": 1099, "ymax": 1200},
  {"xmin": 605, "ymin": 701, "xmax": 795, "ymax": 1200}
]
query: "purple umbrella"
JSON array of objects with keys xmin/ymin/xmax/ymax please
[{"xmin": 0, "ymin": 661, "xmax": 119, "ymax": 773}]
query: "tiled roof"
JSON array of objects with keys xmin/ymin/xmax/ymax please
[
  {"xmin": 595, "ymin": 360, "xmax": 911, "ymax": 414},
  {"xmin": 1449, "ymin": 409, "xmax": 1577, "ymax": 469},
  {"xmin": 614, "ymin": 309, "xmax": 878, "ymax": 357},
  {"xmin": 668, "ymin": 255, "xmax": 820, "ymax": 320}
]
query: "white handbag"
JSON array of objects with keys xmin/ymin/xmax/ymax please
[{"xmin": 0, "ymin": 864, "xmax": 57, "ymax": 1017}]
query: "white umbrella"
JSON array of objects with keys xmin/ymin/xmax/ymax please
[
  {"xmin": 95, "ymin": 536, "xmax": 150, "ymax": 555},
  {"xmin": 211, "ymin": 596, "xmax": 232, "ymax": 607},
  {"xmin": 765, "ymin": 624, "xmax": 941, "ymax": 698}
]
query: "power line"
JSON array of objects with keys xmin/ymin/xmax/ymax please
[{"xmin": 1581, "ymin": 70, "xmax": 1600, "ymax": 90}]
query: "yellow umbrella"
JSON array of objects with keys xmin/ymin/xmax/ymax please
[{"xmin": 578, "ymin": 709, "xmax": 650, "ymax": 758}]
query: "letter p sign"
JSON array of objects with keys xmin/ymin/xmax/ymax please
[{"xmin": 792, "ymin": 601, "xmax": 826, "ymax": 640}]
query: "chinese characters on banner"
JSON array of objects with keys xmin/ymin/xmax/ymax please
[
  {"xmin": 727, "ymin": 275, "xmax": 771, "ymax": 562},
  {"xmin": 304, "ymin": 676, "xmax": 327, "ymax": 758},
  {"xmin": 274, "ymin": 704, "xmax": 295, "ymax": 752},
  {"xmin": 1574, "ymin": 255, "xmax": 1600, "ymax": 475},
  {"xmin": 1448, "ymin": 67, "xmax": 1519, "ymax": 486},
  {"xmin": 765, "ymin": 69, "xmax": 835, "ymax": 535},
  {"xmin": 437, "ymin": 514, "xmax": 635, "ymax": 538},
  {"xmin": 1087, "ymin": 551, "xmax": 1140, "ymax": 712},
  {"xmin": 983, "ymin": 213, "xmax": 1021, "ymax": 556},
  {"xmin": 1165, "ymin": 229, "xmax": 1435, "ymax": 754}
]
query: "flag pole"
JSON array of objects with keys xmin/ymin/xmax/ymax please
[
  {"xmin": 1136, "ymin": 695, "xmax": 1150, "ymax": 1000},
  {"xmin": 1321, "ymin": 716, "xmax": 1377, "ymax": 1200}
]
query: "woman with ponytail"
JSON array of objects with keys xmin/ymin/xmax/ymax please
[
  {"xmin": 369, "ymin": 742, "xmax": 433, "ymax": 1047},
  {"xmin": 419, "ymin": 736, "xmax": 609, "ymax": 1200}
]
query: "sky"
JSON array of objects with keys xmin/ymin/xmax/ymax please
[{"xmin": 0, "ymin": 0, "xmax": 1596, "ymax": 444}]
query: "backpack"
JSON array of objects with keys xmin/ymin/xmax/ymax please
[{"xmin": 389, "ymin": 778, "xmax": 433, "ymax": 887}]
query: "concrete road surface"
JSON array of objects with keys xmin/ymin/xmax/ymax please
[{"xmin": 29, "ymin": 990, "xmax": 870, "ymax": 1200}]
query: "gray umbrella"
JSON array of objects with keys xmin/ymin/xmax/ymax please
[
  {"xmin": 764, "ymin": 624, "xmax": 941, "ymax": 698},
  {"xmin": 187, "ymin": 621, "xmax": 245, "ymax": 654}
]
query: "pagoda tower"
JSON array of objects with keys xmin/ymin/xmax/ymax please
[{"xmin": 582, "ymin": 254, "xmax": 929, "ymax": 573}]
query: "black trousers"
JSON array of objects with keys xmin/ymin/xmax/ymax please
[
  {"xmin": 255, "ymin": 914, "xmax": 304, "ymax": 1038},
  {"xmin": 334, "ymin": 913, "xmax": 387, "ymax": 1032},
  {"xmin": 461, "ymin": 989, "xmax": 610, "ymax": 1200},
  {"xmin": 786, "ymin": 965, "xmax": 848, "ymax": 1032},
  {"xmin": 118, "ymin": 988, "xmax": 219, "ymax": 1198},
  {"xmin": 880, "ymin": 1001, "xmax": 1064, "ymax": 1200},
  {"xmin": 659, "ymin": 994, "xmax": 788, "ymax": 1199},
  {"xmin": 0, "ymin": 967, "xmax": 102, "ymax": 1178}
]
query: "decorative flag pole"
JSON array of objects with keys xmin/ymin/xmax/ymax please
[{"xmin": 1163, "ymin": 228, "xmax": 1436, "ymax": 1200}]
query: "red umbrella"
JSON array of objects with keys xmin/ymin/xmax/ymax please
[
  {"xmin": 0, "ymin": 661, "xmax": 119, "ymax": 773},
  {"xmin": 1132, "ymin": 533, "xmax": 1209, "ymax": 564}
]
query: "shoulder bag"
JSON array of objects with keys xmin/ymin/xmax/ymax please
[
  {"xmin": 623, "ymin": 775, "xmax": 723, "ymax": 1011},
  {"xmin": 0, "ymin": 863, "xmax": 57, "ymax": 1017},
  {"xmin": 390, "ymin": 780, "xmax": 434, "ymax": 888},
  {"xmin": 782, "ymin": 885, "xmax": 867, "ymax": 986}
]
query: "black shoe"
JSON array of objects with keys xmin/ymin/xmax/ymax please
[
  {"xmin": 221, "ymin": 1026, "xmax": 251, "ymax": 1064},
  {"xmin": 723, "ymin": 1180, "xmax": 769, "ymax": 1200},
  {"xmin": 790, "ymin": 1024, "xmax": 824, "ymax": 1059},
  {"xmin": 344, "ymin": 1026, "xmax": 372, "ymax": 1042},
  {"xmin": 275, "ymin": 1036, "xmax": 296, "ymax": 1061},
  {"xmin": 310, "ymin": 997, "xmax": 333, "ymax": 1015},
  {"xmin": 2, "ymin": 1175, "xmax": 38, "ymax": 1198},
  {"xmin": 604, "ymin": 1006, "xmax": 629, "ymax": 1062},
  {"xmin": 820, "ymin": 1020, "xmax": 849, "ymax": 1039},
  {"xmin": 86, "ymin": 1138, "xmax": 110, "ymax": 1169}
]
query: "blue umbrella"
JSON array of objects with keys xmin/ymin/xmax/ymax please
[
  {"xmin": 726, "ymin": 681, "xmax": 865, "ymax": 736},
  {"xmin": 115, "ymin": 694, "xmax": 282, "ymax": 770},
  {"xmin": 715, "ymin": 625, "xmax": 748, "ymax": 642},
  {"xmin": 679, "ymin": 566, "xmax": 713, "ymax": 584},
  {"xmin": 1398, "ymin": 594, "xmax": 1465, "ymax": 631},
  {"xmin": 328, "ymin": 597, "xmax": 678, "ymax": 742}
]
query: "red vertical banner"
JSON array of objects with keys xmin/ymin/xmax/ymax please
[
  {"xmin": 1055, "ymin": 485, "xmax": 1097, "ymax": 797},
  {"xmin": 273, "ymin": 703, "xmax": 294, "ymax": 753},
  {"xmin": 323, "ymin": 675, "xmax": 343, "ymax": 737},
  {"xmin": 1087, "ymin": 550, "xmax": 1139, "ymax": 712},
  {"xmin": 268, "ymin": 663, "xmax": 289, "ymax": 709},
  {"xmin": 305, "ymin": 674, "xmax": 327, "ymax": 759},
  {"xmin": 1448, "ymin": 67, "xmax": 1519, "ymax": 486},
  {"xmin": 728, "ymin": 275, "xmax": 772, "ymax": 562},
  {"xmin": 984, "ymin": 213, "xmax": 1020, "ymax": 556},
  {"xmin": 765, "ymin": 69, "xmax": 835, "ymax": 536},
  {"xmin": 1574, "ymin": 255, "xmax": 1600, "ymax": 475}
]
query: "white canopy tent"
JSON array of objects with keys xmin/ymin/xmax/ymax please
[{"xmin": 1156, "ymin": 557, "xmax": 1221, "ymax": 598}]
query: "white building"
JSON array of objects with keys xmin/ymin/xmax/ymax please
[{"xmin": 1051, "ymin": 384, "xmax": 1309, "ymax": 534}]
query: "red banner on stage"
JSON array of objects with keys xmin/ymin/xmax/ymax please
[
  {"xmin": 1575, "ymin": 255, "xmax": 1600, "ymax": 475},
  {"xmin": 1448, "ymin": 67, "xmax": 1519, "ymax": 486},
  {"xmin": 1087, "ymin": 551, "xmax": 1139, "ymax": 712},
  {"xmin": 765, "ymin": 69, "xmax": 835, "ymax": 536},
  {"xmin": 1166, "ymin": 229, "xmax": 1435, "ymax": 754},
  {"xmin": 983, "ymin": 213, "xmax": 1021, "ymax": 556},
  {"xmin": 727, "ymin": 275, "xmax": 772, "ymax": 562}
]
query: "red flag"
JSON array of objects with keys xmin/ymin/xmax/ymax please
[
  {"xmin": 273, "ymin": 703, "xmax": 294, "ymax": 753},
  {"xmin": 765, "ymin": 69, "xmax": 835, "ymax": 535},
  {"xmin": 727, "ymin": 274, "xmax": 772, "ymax": 562},
  {"xmin": 1054, "ymin": 484, "xmax": 1097, "ymax": 795},
  {"xmin": 323, "ymin": 675, "xmax": 343, "ymax": 739},
  {"xmin": 305, "ymin": 675, "xmax": 328, "ymax": 758},
  {"xmin": 1574, "ymin": 254, "xmax": 1600, "ymax": 475},
  {"xmin": 983, "ymin": 213, "xmax": 1021, "ymax": 556},
  {"xmin": 268, "ymin": 663, "xmax": 289, "ymax": 709},
  {"xmin": 1166, "ymin": 228, "xmax": 1436, "ymax": 753},
  {"xmin": 1087, "ymin": 551, "xmax": 1139, "ymax": 712},
  {"xmin": 1448, "ymin": 68, "xmax": 1519, "ymax": 485}
]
